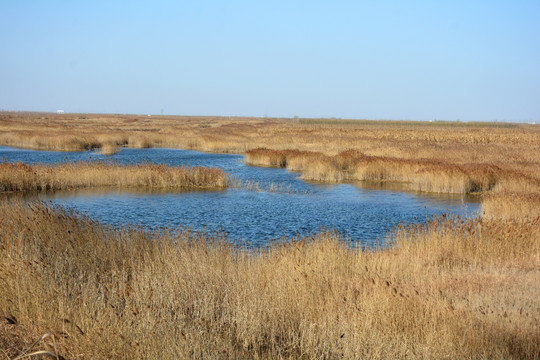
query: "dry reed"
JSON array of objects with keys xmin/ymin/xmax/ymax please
[
  {"xmin": 100, "ymin": 142, "xmax": 121, "ymax": 155},
  {"xmin": 245, "ymin": 148, "xmax": 515, "ymax": 194},
  {"xmin": 1, "ymin": 112, "xmax": 539, "ymax": 357},
  {"xmin": 0, "ymin": 161, "xmax": 228, "ymax": 192},
  {"xmin": 482, "ymin": 192, "xmax": 540, "ymax": 220},
  {"xmin": 0, "ymin": 200, "xmax": 538, "ymax": 359},
  {"xmin": 1, "ymin": 112, "xmax": 538, "ymax": 200}
]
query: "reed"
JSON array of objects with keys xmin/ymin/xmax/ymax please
[
  {"xmin": 245, "ymin": 148, "xmax": 515, "ymax": 194},
  {"xmin": 100, "ymin": 142, "xmax": 121, "ymax": 155},
  {"xmin": 0, "ymin": 161, "xmax": 228, "ymax": 192},
  {"xmin": 0, "ymin": 200, "xmax": 538, "ymax": 359},
  {"xmin": 481, "ymin": 192, "xmax": 540, "ymax": 220},
  {"xmin": 1, "ymin": 113, "xmax": 538, "ymax": 199}
]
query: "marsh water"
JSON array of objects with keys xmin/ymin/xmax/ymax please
[{"xmin": 1, "ymin": 146, "xmax": 480, "ymax": 247}]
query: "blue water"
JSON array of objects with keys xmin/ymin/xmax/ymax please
[{"xmin": 0, "ymin": 146, "xmax": 480, "ymax": 247}]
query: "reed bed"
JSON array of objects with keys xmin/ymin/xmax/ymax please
[
  {"xmin": 245, "ymin": 145, "xmax": 540, "ymax": 220},
  {"xmin": 0, "ymin": 200, "xmax": 538, "ymax": 359},
  {"xmin": 2, "ymin": 112, "xmax": 538, "ymax": 220},
  {"xmin": 0, "ymin": 161, "xmax": 228, "ymax": 192},
  {"xmin": 1, "ymin": 113, "xmax": 538, "ymax": 195},
  {"xmin": 481, "ymin": 192, "xmax": 540, "ymax": 220},
  {"xmin": 1, "ymin": 112, "xmax": 539, "ymax": 357},
  {"xmin": 2, "ymin": 113, "xmax": 538, "ymax": 160},
  {"xmin": 298, "ymin": 118, "xmax": 522, "ymax": 128},
  {"xmin": 246, "ymin": 148, "xmax": 517, "ymax": 194}
]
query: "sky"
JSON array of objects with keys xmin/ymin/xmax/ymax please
[{"xmin": 1, "ymin": 1, "xmax": 539, "ymax": 122}]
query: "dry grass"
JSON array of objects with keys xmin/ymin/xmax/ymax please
[
  {"xmin": 0, "ymin": 200, "xmax": 538, "ymax": 359},
  {"xmin": 1, "ymin": 112, "xmax": 538, "ymax": 159},
  {"xmin": 2, "ymin": 112, "xmax": 538, "ymax": 218},
  {"xmin": 1, "ymin": 112, "xmax": 539, "ymax": 358},
  {"xmin": 482, "ymin": 192, "xmax": 540, "ymax": 220},
  {"xmin": 246, "ymin": 148, "xmax": 538, "ymax": 195},
  {"xmin": 0, "ymin": 161, "xmax": 228, "ymax": 192},
  {"xmin": 100, "ymin": 142, "xmax": 121, "ymax": 155},
  {"xmin": 298, "ymin": 118, "xmax": 522, "ymax": 128}
]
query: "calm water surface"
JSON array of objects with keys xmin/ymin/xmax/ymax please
[{"xmin": 1, "ymin": 146, "xmax": 480, "ymax": 247}]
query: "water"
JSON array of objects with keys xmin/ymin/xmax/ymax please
[{"xmin": 0, "ymin": 146, "xmax": 480, "ymax": 247}]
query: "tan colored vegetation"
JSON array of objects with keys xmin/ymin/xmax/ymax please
[
  {"xmin": 1, "ymin": 113, "xmax": 538, "ymax": 211},
  {"xmin": 100, "ymin": 142, "xmax": 120, "ymax": 155},
  {"xmin": 482, "ymin": 192, "xmax": 540, "ymax": 220},
  {"xmin": 1, "ymin": 112, "xmax": 539, "ymax": 358},
  {"xmin": 0, "ymin": 161, "xmax": 228, "ymax": 192},
  {"xmin": 246, "ymin": 148, "xmax": 540, "ymax": 195},
  {"xmin": 1, "ymin": 201, "xmax": 538, "ymax": 359}
]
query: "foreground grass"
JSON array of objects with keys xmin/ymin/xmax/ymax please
[
  {"xmin": 1, "ymin": 200, "xmax": 538, "ymax": 359},
  {"xmin": 0, "ymin": 161, "xmax": 228, "ymax": 192}
]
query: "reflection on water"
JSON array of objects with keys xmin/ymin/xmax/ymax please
[{"xmin": 0, "ymin": 146, "xmax": 481, "ymax": 247}]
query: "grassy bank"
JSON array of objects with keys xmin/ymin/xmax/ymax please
[
  {"xmin": 245, "ymin": 148, "xmax": 540, "ymax": 219},
  {"xmin": 1, "ymin": 200, "xmax": 538, "ymax": 359},
  {"xmin": 0, "ymin": 161, "xmax": 228, "ymax": 192}
]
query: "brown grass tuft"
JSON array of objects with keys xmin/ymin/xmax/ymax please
[{"xmin": 100, "ymin": 142, "xmax": 121, "ymax": 155}]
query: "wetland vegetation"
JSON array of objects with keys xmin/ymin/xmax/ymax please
[
  {"xmin": 0, "ymin": 112, "xmax": 539, "ymax": 359},
  {"xmin": 0, "ymin": 161, "xmax": 228, "ymax": 193}
]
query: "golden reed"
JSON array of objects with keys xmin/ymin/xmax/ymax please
[
  {"xmin": 1, "ymin": 201, "xmax": 538, "ymax": 359},
  {"xmin": 1, "ymin": 112, "xmax": 539, "ymax": 358},
  {"xmin": 246, "ymin": 148, "xmax": 539, "ymax": 192},
  {"xmin": 0, "ymin": 161, "xmax": 228, "ymax": 192},
  {"xmin": 2, "ymin": 112, "xmax": 538, "ymax": 219}
]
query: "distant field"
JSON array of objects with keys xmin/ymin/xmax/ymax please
[{"xmin": 299, "ymin": 117, "xmax": 522, "ymax": 128}]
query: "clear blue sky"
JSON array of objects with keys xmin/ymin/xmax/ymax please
[{"xmin": 1, "ymin": 1, "xmax": 539, "ymax": 121}]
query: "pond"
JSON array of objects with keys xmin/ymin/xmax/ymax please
[{"xmin": 0, "ymin": 146, "xmax": 480, "ymax": 247}]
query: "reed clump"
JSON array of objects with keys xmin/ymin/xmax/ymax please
[
  {"xmin": 100, "ymin": 142, "xmax": 121, "ymax": 155},
  {"xmin": 482, "ymin": 192, "xmax": 540, "ymax": 220},
  {"xmin": 245, "ymin": 146, "xmax": 540, "ymax": 221},
  {"xmin": 0, "ymin": 200, "xmax": 538, "ymax": 359},
  {"xmin": 0, "ymin": 161, "xmax": 228, "ymax": 192},
  {"xmin": 246, "ymin": 148, "xmax": 509, "ymax": 194}
]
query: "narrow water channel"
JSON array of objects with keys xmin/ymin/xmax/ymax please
[{"xmin": 0, "ymin": 146, "xmax": 480, "ymax": 247}]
